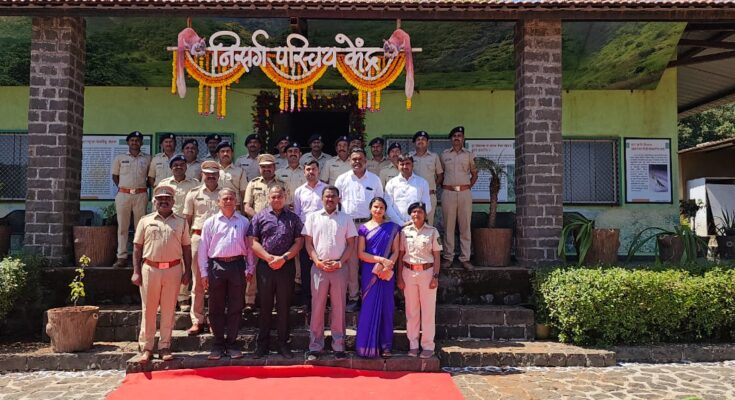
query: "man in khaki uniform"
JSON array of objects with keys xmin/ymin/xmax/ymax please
[
  {"xmin": 148, "ymin": 133, "xmax": 177, "ymax": 187},
  {"xmin": 274, "ymin": 135, "xmax": 291, "ymax": 170},
  {"xmin": 300, "ymin": 134, "xmax": 332, "ymax": 170},
  {"xmin": 410, "ymin": 131, "xmax": 444, "ymax": 225},
  {"xmin": 216, "ymin": 142, "xmax": 248, "ymax": 201},
  {"xmin": 131, "ymin": 185, "xmax": 192, "ymax": 363},
  {"xmin": 379, "ymin": 142, "xmax": 402, "ymax": 187},
  {"xmin": 276, "ymin": 142, "xmax": 306, "ymax": 207},
  {"xmin": 112, "ymin": 131, "xmax": 151, "ymax": 268},
  {"xmin": 367, "ymin": 137, "xmax": 391, "ymax": 175},
  {"xmin": 202, "ymin": 134, "xmax": 222, "ymax": 161},
  {"xmin": 349, "ymin": 134, "xmax": 364, "ymax": 152},
  {"xmin": 321, "ymin": 136, "xmax": 352, "ymax": 185},
  {"xmin": 235, "ymin": 133, "xmax": 262, "ymax": 182},
  {"xmin": 183, "ymin": 160, "xmax": 224, "ymax": 335},
  {"xmin": 242, "ymin": 153, "xmax": 287, "ymax": 307},
  {"xmin": 154, "ymin": 155, "xmax": 199, "ymax": 217},
  {"xmin": 440, "ymin": 126, "xmax": 478, "ymax": 271},
  {"xmin": 182, "ymin": 139, "xmax": 202, "ymax": 181}
]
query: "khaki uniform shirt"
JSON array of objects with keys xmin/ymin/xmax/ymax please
[
  {"xmin": 219, "ymin": 163, "xmax": 248, "ymax": 199},
  {"xmin": 367, "ymin": 158, "xmax": 392, "ymax": 176},
  {"xmin": 320, "ymin": 156, "xmax": 351, "ymax": 185},
  {"xmin": 183, "ymin": 185, "xmax": 223, "ymax": 230},
  {"xmin": 300, "ymin": 152, "xmax": 332, "ymax": 171},
  {"xmin": 243, "ymin": 177, "xmax": 288, "ymax": 215},
  {"xmin": 186, "ymin": 160, "xmax": 202, "ymax": 181},
  {"xmin": 148, "ymin": 152, "xmax": 175, "ymax": 187},
  {"xmin": 276, "ymin": 165, "xmax": 306, "ymax": 205},
  {"xmin": 235, "ymin": 154, "xmax": 261, "ymax": 183},
  {"xmin": 154, "ymin": 176, "xmax": 199, "ymax": 217},
  {"xmin": 275, "ymin": 155, "xmax": 289, "ymax": 170},
  {"xmin": 400, "ymin": 223, "xmax": 442, "ymax": 264},
  {"xmin": 379, "ymin": 164, "xmax": 400, "ymax": 188},
  {"xmin": 112, "ymin": 152, "xmax": 151, "ymax": 189},
  {"xmin": 410, "ymin": 151, "xmax": 443, "ymax": 192},
  {"xmin": 133, "ymin": 212, "xmax": 191, "ymax": 262},
  {"xmin": 440, "ymin": 148, "xmax": 477, "ymax": 186}
]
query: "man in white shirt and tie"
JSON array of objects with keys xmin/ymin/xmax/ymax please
[{"xmin": 385, "ymin": 154, "xmax": 432, "ymax": 225}]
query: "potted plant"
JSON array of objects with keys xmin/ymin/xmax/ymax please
[
  {"xmin": 558, "ymin": 213, "xmax": 620, "ymax": 265},
  {"xmin": 46, "ymin": 255, "xmax": 99, "ymax": 353},
  {"xmin": 626, "ymin": 225, "xmax": 706, "ymax": 264},
  {"xmin": 715, "ymin": 210, "xmax": 735, "ymax": 260},
  {"xmin": 73, "ymin": 203, "xmax": 117, "ymax": 267},
  {"xmin": 471, "ymin": 157, "xmax": 513, "ymax": 266}
]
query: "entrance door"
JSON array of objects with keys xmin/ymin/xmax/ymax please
[{"xmin": 272, "ymin": 111, "xmax": 349, "ymax": 154}]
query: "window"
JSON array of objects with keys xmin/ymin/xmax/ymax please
[
  {"xmin": 563, "ymin": 139, "xmax": 619, "ymax": 204},
  {"xmin": 0, "ymin": 132, "xmax": 28, "ymax": 200}
]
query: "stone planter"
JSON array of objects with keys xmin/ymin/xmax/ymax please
[
  {"xmin": 45, "ymin": 306, "xmax": 99, "ymax": 352},
  {"xmin": 716, "ymin": 236, "xmax": 735, "ymax": 259},
  {"xmin": 0, "ymin": 224, "xmax": 10, "ymax": 257},
  {"xmin": 657, "ymin": 234, "xmax": 684, "ymax": 263},
  {"xmin": 73, "ymin": 226, "xmax": 117, "ymax": 267},
  {"xmin": 471, "ymin": 228, "xmax": 512, "ymax": 267}
]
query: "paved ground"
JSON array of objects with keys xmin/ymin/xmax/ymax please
[{"xmin": 0, "ymin": 362, "xmax": 733, "ymax": 399}]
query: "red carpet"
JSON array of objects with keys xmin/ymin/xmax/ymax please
[{"xmin": 106, "ymin": 365, "xmax": 464, "ymax": 400}]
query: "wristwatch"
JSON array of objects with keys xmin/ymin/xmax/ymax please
[
  {"xmin": 432, "ymin": 273, "xmax": 440, "ymax": 279},
  {"xmin": 283, "ymin": 253, "xmax": 290, "ymax": 261}
]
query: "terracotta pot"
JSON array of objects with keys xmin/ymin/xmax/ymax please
[
  {"xmin": 471, "ymin": 228, "xmax": 513, "ymax": 267},
  {"xmin": 0, "ymin": 224, "xmax": 10, "ymax": 257},
  {"xmin": 576, "ymin": 228, "xmax": 620, "ymax": 265},
  {"xmin": 716, "ymin": 236, "xmax": 735, "ymax": 259},
  {"xmin": 535, "ymin": 323, "xmax": 551, "ymax": 340},
  {"xmin": 657, "ymin": 234, "xmax": 684, "ymax": 263},
  {"xmin": 73, "ymin": 226, "xmax": 117, "ymax": 267},
  {"xmin": 45, "ymin": 306, "xmax": 99, "ymax": 352}
]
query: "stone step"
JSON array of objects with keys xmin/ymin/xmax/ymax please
[
  {"xmin": 94, "ymin": 305, "xmax": 535, "ymax": 342},
  {"xmin": 126, "ymin": 352, "xmax": 440, "ymax": 374},
  {"xmin": 0, "ymin": 341, "xmax": 137, "ymax": 372},
  {"xmin": 437, "ymin": 340, "xmax": 617, "ymax": 368}
]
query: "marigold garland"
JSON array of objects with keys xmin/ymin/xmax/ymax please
[{"xmin": 335, "ymin": 54, "xmax": 406, "ymax": 111}]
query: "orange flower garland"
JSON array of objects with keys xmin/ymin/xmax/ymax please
[{"xmin": 335, "ymin": 53, "xmax": 406, "ymax": 111}]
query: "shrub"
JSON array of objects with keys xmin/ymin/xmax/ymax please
[
  {"xmin": 534, "ymin": 266, "xmax": 735, "ymax": 346},
  {"xmin": 0, "ymin": 257, "xmax": 29, "ymax": 320}
]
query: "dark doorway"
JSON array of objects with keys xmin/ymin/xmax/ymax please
[{"xmin": 272, "ymin": 111, "xmax": 349, "ymax": 154}]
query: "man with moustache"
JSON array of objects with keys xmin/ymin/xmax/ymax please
[
  {"xmin": 148, "ymin": 133, "xmax": 177, "ymax": 187},
  {"xmin": 274, "ymin": 134, "xmax": 291, "ymax": 170},
  {"xmin": 202, "ymin": 134, "xmax": 222, "ymax": 161},
  {"xmin": 300, "ymin": 134, "xmax": 331, "ymax": 171},
  {"xmin": 235, "ymin": 134, "xmax": 263, "ymax": 182},
  {"xmin": 217, "ymin": 142, "xmax": 248, "ymax": 201},
  {"xmin": 385, "ymin": 154, "xmax": 431, "ymax": 225},
  {"xmin": 379, "ymin": 142, "xmax": 402, "ymax": 187},
  {"xmin": 248, "ymin": 185, "xmax": 303, "ymax": 359},
  {"xmin": 198, "ymin": 188, "xmax": 255, "ymax": 360},
  {"xmin": 112, "ymin": 131, "xmax": 151, "ymax": 268},
  {"xmin": 440, "ymin": 126, "xmax": 478, "ymax": 271},
  {"xmin": 182, "ymin": 160, "xmax": 224, "ymax": 335},
  {"xmin": 182, "ymin": 139, "xmax": 202, "ymax": 181},
  {"xmin": 335, "ymin": 148, "xmax": 383, "ymax": 312},
  {"xmin": 409, "ymin": 131, "xmax": 443, "ymax": 226},
  {"xmin": 293, "ymin": 160, "xmax": 327, "ymax": 310},
  {"xmin": 320, "ymin": 136, "xmax": 352, "ymax": 185},
  {"xmin": 131, "ymin": 185, "xmax": 192, "ymax": 363},
  {"xmin": 366, "ymin": 137, "xmax": 391, "ymax": 175},
  {"xmin": 349, "ymin": 134, "xmax": 364, "ymax": 152},
  {"xmin": 302, "ymin": 186, "xmax": 356, "ymax": 361},
  {"xmin": 276, "ymin": 142, "xmax": 306, "ymax": 207}
]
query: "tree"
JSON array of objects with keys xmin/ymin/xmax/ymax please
[{"xmin": 678, "ymin": 103, "xmax": 735, "ymax": 150}]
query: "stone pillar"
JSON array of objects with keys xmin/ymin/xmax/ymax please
[
  {"xmin": 24, "ymin": 17, "xmax": 86, "ymax": 263},
  {"xmin": 514, "ymin": 19, "xmax": 563, "ymax": 267}
]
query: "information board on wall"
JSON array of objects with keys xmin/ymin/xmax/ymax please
[
  {"xmin": 466, "ymin": 139, "xmax": 515, "ymax": 203},
  {"xmin": 624, "ymin": 138, "xmax": 672, "ymax": 203},
  {"xmin": 81, "ymin": 135, "xmax": 152, "ymax": 200}
]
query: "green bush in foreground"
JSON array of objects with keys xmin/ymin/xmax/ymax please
[
  {"xmin": 0, "ymin": 257, "xmax": 29, "ymax": 320},
  {"xmin": 535, "ymin": 266, "xmax": 735, "ymax": 346}
]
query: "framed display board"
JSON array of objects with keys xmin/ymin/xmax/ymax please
[
  {"xmin": 81, "ymin": 135, "xmax": 152, "ymax": 200},
  {"xmin": 624, "ymin": 138, "xmax": 673, "ymax": 204}
]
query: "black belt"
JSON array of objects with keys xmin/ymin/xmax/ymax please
[
  {"xmin": 213, "ymin": 256, "xmax": 244, "ymax": 263},
  {"xmin": 353, "ymin": 217, "xmax": 370, "ymax": 223}
]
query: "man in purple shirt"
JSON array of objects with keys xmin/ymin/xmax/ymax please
[
  {"xmin": 198, "ymin": 188, "xmax": 255, "ymax": 360},
  {"xmin": 248, "ymin": 184, "xmax": 304, "ymax": 359}
]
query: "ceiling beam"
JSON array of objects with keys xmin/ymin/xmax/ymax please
[
  {"xmin": 677, "ymin": 31, "xmax": 735, "ymax": 61},
  {"xmin": 679, "ymin": 85, "xmax": 735, "ymax": 117},
  {"xmin": 678, "ymin": 39, "xmax": 735, "ymax": 50},
  {"xmin": 670, "ymin": 50, "xmax": 735, "ymax": 67},
  {"xmin": 686, "ymin": 23, "xmax": 735, "ymax": 31}
]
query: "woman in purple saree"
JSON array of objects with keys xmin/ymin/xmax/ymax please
[{"xmin": 356, "ymin": 197, "xmax": 400, "ymax": 358}]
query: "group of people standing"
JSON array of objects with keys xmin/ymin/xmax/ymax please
[{"xmin": 111, "ymin": 126, "xmax": 477, "ymax": 363}]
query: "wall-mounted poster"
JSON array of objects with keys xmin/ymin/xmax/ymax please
[
  {"xmin": 624, "ymin": 138, "xmax": 672, "ymax": 203},
  {"xmin": 81, "ymin": 135, "xmax": 152, "ymax": 200},
  {"xmin": 466, "ymin": 139, "xmax": 515, "ymax": 203}
]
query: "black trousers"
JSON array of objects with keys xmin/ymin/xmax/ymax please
[
  {"xmin": 256, "ymin": 259, "xmax": 295, "ymax": 348},
  {"xmin": 299, "ymin": 248, "xmax": 312, "ymax": 306},
  {"xmin": 208, "ymin": 258, "xmax": 245, "ymax": 351}
]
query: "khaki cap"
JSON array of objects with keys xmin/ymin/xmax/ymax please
[
  {"xmin": 153, "ymin": 185, "xmax": 175, "ymax": 198},
  {"xmin": 258, "ymin": 154, "xmax": 276, "ymax": 166},
  {"xmin": 201, "ymin": 160, "xmax": 220, "ymax": 173}
]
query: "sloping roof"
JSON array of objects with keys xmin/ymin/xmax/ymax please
[{"xmin": 678, "ymin": 137, "xmax": 735, "ymax": 153}]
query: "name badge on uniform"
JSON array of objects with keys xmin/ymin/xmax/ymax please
[
  {"xmin": 122, "ymin": 160, "xmax": 130, "ymax": 164},
  {"xmin": 281, "ymin": 175, "xmax": 288, "ymax": 178},
  {"xmin": 366, "ymin": 187, "xmax": 374, "ymax": 191}
]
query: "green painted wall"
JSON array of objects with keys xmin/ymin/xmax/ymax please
[{"xmin": 0, "ymin": 69, "xmax": 679, "ymax": 255}]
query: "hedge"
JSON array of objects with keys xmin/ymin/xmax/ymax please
[{"xmin": 534, "ymin": 266, "xmax": 735, "ymax": 346}]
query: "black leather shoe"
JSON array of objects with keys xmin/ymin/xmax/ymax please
[
  {"xmin": 334, "ymin": 351, "xmax": 348, "ymax": 360},
  {"xmin": 345, "ymin": 300, "xmax": 359, "ymax": 313},
  {"xmin": 305, "ymin": 351, "xmax": 320, "ymax": 361},
  {"xmin": 278, "ymin": 344, "xmax": 294, "ymax": 359},
  {"xmin": 253, "ymin": 347, "xmax": 268, "ymax": 359}
]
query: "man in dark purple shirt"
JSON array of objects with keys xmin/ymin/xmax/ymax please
[{"xmin": 248, "ymin": 184, "xmax": 304, "ymax": 359}]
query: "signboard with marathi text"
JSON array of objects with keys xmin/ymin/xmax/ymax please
[
  {"xmin": 466, "ymin": 139, "xmax": 515, "ymax": 203},
  {"xmin": 81, "ymin": 135, "xmax": 152, "ymax": 200}
]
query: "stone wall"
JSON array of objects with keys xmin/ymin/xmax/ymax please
[
  {"xmin": 24, "ymin": 17, "xmax": 86, "ymax": 263},
  {"xmin": 514, "ymin": 19, "xmax": 563, "ymax": 267}
]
